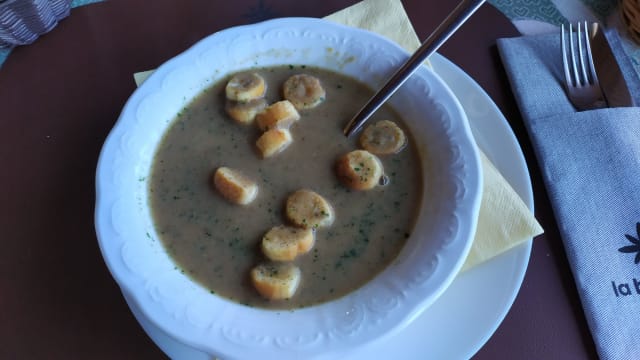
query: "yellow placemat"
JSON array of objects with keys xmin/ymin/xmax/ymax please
[
  {"xmin": 325, "ymin": 0, "xmax": 420, "ymax": 53},
  {"xmin": 134, "ymin": 0, "xmax": 544, "ymax": 272}
]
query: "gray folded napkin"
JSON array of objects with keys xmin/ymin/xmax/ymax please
[{"xmin": 498, "ymin": 29, "xmax": 640, "ymax": 360}]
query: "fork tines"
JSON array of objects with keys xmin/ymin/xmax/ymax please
[
  {"xmin": 562, "ymin": 22, "xmax": 594, "ymax": 87},
  {"xmin": 561, "ymin": 21, "xmax": 607, "ymax": 110}
]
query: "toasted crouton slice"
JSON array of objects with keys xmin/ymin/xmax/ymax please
[
  {"xmin": 213, "ymin": 167, "xmax": 258, "ymax": 205},
  {"xmin": 282, "ymin": 74, "xmax": 326, "ymax": 110},
  {"xmin": 359, "ymin": 120, "xmax": 407, "ymax": 154},
  {"xmin": 250, "ymin": 263, "xmax": 301, "ymax": 300},
  {"xmin": 285, "ymin": 189, "xmax": 335, "ymax": 229},
  {"xmin": 256, "ymin": 129, "xmax": 293, "ymax": 158},
  {"xmin": 225, "ymin": 98, "xmax": 267, "ymax": 125},
  {"xmin": 261, "ymin": 225, "xmax": 315, "ymax": 261},
  {"xmin": 255, "ymin": 100, "xmax": 300, "ymax": 131},
  {"xmin": 335, "ymin": 150, "xmax": 383, "ymax": 190},
  {"xmin": 225, "ymin": 72, "xmax": 266, "ymax": 102}
]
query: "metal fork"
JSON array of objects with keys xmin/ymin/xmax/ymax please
[{"xmin": 561, "ymin": 22, "xmax": 607, "ymax": 110}]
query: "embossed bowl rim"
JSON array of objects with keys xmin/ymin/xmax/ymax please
[{"xmin": 95, "ymin": 17, "xmax": 482, "ymax": 360}]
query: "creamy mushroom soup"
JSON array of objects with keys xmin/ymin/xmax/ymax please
[{"xmin": 149, "ymin": 65, "xmax": 423, "ymax": 309}]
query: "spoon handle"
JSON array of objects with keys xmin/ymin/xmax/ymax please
[{"xmin": 343, "ymin": 0, "xmax": 486, "ymax": 137}]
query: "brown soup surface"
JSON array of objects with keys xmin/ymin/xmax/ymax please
[{"xmin": 149, "ymin": 65, "xmax": 423, "ymax": 309}]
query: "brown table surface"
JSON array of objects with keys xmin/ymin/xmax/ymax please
[{"xmin": 0, "ymin": 0, "xmax": 599, "ymax": 358}]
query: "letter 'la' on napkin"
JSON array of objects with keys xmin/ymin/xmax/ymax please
[
  {"xmin": 134, "ymin": 0, "xmax": 543, "ymax": 271},
  {"xmin": 498, "ymin": 29, "xmax": 640, "ymax": 359}
]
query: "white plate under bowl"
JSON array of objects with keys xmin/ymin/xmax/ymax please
[{"xmin": 95, "ymin": 18, "xmax": 482, "ymax": 360}]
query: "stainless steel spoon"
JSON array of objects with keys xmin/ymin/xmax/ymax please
[{"xmin": 343, "ymin": 0, "xmax": 486, "ymax": 137}]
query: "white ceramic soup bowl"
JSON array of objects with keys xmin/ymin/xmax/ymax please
[{"xmin": 95, "ymin": 17, "xmax": 482, "ymax": 360}]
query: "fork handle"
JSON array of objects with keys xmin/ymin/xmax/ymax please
[{"xmin": 343, "ymin": 0, "xmax": 487, "ymax": 137}]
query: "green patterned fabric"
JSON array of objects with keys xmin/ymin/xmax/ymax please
[
  {"xmin": 70, "ymin": 0, "xmax": 101, "ymax": 6},
  {"xmin": 488, "ymin": 0, "xmax": 567, "ymax": 25},
  {"xmin": 0, "ymin": 50, "xmax": 8, "ymax": 66}
]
